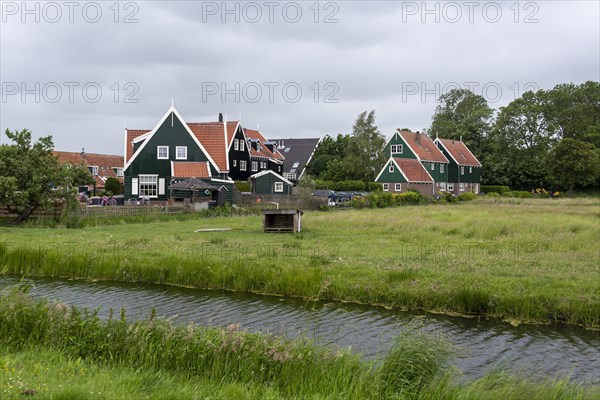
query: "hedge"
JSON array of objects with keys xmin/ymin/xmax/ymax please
[
  {"xmin": 315, "ymin": 180, "xmax": 382, "ymax": 192},
  {"xmin": 481, "ymin": 185, "xmax": 511, "ymax": 194},
  {"xmin": 351, "ymin": 191, "xmax": 427, "ymax": 208}
]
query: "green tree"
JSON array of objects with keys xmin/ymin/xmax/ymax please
[
  {"xmin": 305, "ymin": 134, "xmax": 351, "ymax": 178},
  {"xmin": 342, "ymin": 110, "xmax": 386, "ymax": 185},
  {"xmin": 0, "ymin": 129, "xmax": 91, "ymax": 224},
  {"xmin": 547, "ymin": 138, "xmax": 600, "ymax": 197},
  {"xmin": 104, "ymin": 177, "xmax": 121, "ymax": 195},
  {"xmin": 429, "ymin": 88, "xmax": 493, "ymax": 160}
]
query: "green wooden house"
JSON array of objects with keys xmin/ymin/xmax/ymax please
[
  {"xmin": 434, "ymin": 138, "xmax": 481, "ymax": 195},
  {"xmin": 375, "ymin": 157, "xmax": 434, "ymax": 197},
  {"xmin": 249, "ymin": 170, "xmax": 293, "ymax": 195},
  {"xmin": 380, "ymin": 130, "xmax": 449, "ymax": 196},
  {"xmin": 123, "ymin": 106, "xmax": 234, "ymax": 202}
]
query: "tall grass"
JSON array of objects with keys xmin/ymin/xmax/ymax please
[{"xmin": 1, "ymin": 287, "xmax": 595, "ymax": 399}]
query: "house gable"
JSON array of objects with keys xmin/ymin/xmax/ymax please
[
  {"xmin": 375, "ymin": 158, "xmax": 409, "ymax": 183},
  {"xmin": 383, "ymin": 131, "xmax": 417, "ymax": 159}
]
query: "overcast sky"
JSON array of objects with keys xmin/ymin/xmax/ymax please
[{"xmin": 1, "ymin": 1, "xmax": 598, "ymax": 154}]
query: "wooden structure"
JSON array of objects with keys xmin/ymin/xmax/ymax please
[{"xmin": 262, "ymin": 209, "xmax": 303, "ymax": 233}]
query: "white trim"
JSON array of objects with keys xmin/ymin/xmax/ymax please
[
  {"xmin": 158, "ymin": 178, "xmax": 165, "ymax": 195},
  {"xmin": 249, "ymin": 169, "xmax": 293, "ymax": 186},
  {"xmin": 240, "ymin": 160, "xmax": 247, "ymax": 171},
  {"xmin": 390, "ymin": 144, "xmax": 403, "ymax": 155},
  {"xmin": 210, "ymin": 177, "xmax": 234, "ymax": 183},
  {"xmin": 382, "ymin": 131, "xmax": 400, "ymax": 152},
  {"xmin": 132, "ymin": 130, "xmax": 152, "ymax": 144},
  {"xmin": 131, "ymin": 178, "xmax": 138, "ymax": 195},
  {"xmin": 382, "ymin": 183, "xmax": 389, "ymax": 191},
  {"xmin": 434, "ymin": 138, "xmax": 481, "ymax": 167},
  {"xmin": 123, "ymin": 126, "xmax": 128, "ymax": 165},
  {"xmin": 157, "ymin": 146, "xmax": 169, "ymax": 159},
  {"xmin": 394, "ymin": 183, "xmax": 402, "ymax": 191},
  {"xmin": 397, "ymin": 130, "xmax": 420, "ymax": 161},
  {"xmin": 223, "ymin": 120, "xmax": 230, "ymax": 169},
  {"xmin": 274, "ymin": 182, "xmax": 284, "ymax": 192},
  {"xmin": 176, "ymin": 146, "xmax": 187, "ymax": 160},
  {"xmin": 434, "ymin": 138, "xmax": 458, "ymax": 165},
  {"xmin": 299, "ymin": 135, "xmax": 322, "ymax": 180},
  {"xmin": 123, "ymin": 106, "xmax": 221, "ymax": 173},
  {"xmin": 389, "ymin": 165, "xmax": 394, "ymax": 173}
]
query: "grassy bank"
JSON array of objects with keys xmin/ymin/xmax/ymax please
[
  {"xmin": 0, "ymin": 198, "xmax": 599, "ymax": 328},
  {"xmin": 1, "ymin": 288, "xmax": 594, "ymax": 399}
]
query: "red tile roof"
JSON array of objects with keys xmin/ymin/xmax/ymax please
[
  {"xmin": 54, "ymin": 151, "xmax": 124, "ymax": 187},
  {"xmin": 437, "ymin": 139, "xmax": 481, "ymax": 167},
  {"xmin": 398, "ymin": 130, "xmax": 448, "ymax": 163},
  {"xmin": 226, "ymin": 121, "xmax": 239, "ymax": 147},
  {"xmin": 393, "ymin": 158, "xmax": 433, "ymax": 182},
  {"xmin": 244, "ymin": 129, "xmax": 284, "ymax": 160},
  {"xmin": 187, "ymin": 122, "xmax": 228, "ymax": 172},
  {"xmin": 125, "ymin": 130, "xmax": 150, "ymax": 163},
  {"xmin": 172, "ymin": 162, "xmax": 211, "ymax": 178}
]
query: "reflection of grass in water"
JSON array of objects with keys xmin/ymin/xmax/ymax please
[
  {"xmin": 1, "ymin": 290, "xmax": 595, "ymax": 400},
  {"xmin": 1, "ymin": 198, "xmax": 599, "ymax": 328}
]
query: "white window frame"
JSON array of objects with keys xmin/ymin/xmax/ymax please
[
  {"xmin": 233, "ymin": 159, "xmax": 237, "ymax": 167},
  {"xmin": 234, "ymin": 139, "xmax": 239, "ymax": 151},
  {"xmin": 459, "ymin": 182, "xmax": 465, "ymax": 191},
  {"xmin": 389, "ymin": 165, "xmax": 394, "ymax": 173},
  {"xmin": 261, "ymin": 161, "xmax": 267, "ymax": 169},
  {"xmin": 391, "ymin": 144, "xmax": 403, "ymax": 154},
  {"xmin": 274, "ymin": 182, "xmax": 284, "ymax": 193},
  {"xmin": 440, "ymin": 164, "xmax": 444, "ymax": 173},
  {"xmin": 176, "ymin": 146, "xmax": 187, "ymax": 160},
  {"xmin": 461, "ymin": 166, "xmax": 465, "ymax": 175},
  {"xmin": 113, "ymin": 167, "xmax": 124, "ymax": 177},
  {"xmin": 448, "ymin": 183, "xmax": 454, "ymax": 191},
  {"xmin": 469, "ymin": 166, "xmax": 473, "ymax": 173},
  {"xmin": 139, "ymin": 174, "xmax": 158, "ymax": 198},
  {"xmin": 382, "ymin": 183, "xmax": 389, "ymax": 191},
  {"xmin": 88, "ymin": 166, "xmax": 99, "ymax": 176},
  {"xmin": 240, "ymin": 140, "xmax": 245, "ymax": 151},
  {"xmin": 440, "ymin": 182, "xmax": 446, "ymax": 191},
  {"xmin": 394, "ymin": 183, "xmax": 402, "ymax": 191},
  {"xmin": 157, "ymin": 146, "xmax": 169, "ymax": 160},
  {"xmin": 430, "ymin": 163, "xmax": 435, "ymax": 171},
  {"xmin": 251, "ymin": 161, "xmax": 258, "ymax": 172},
  {"xmin": 240, "ymin": 160, "xmax": 247, "ymax": 171}
]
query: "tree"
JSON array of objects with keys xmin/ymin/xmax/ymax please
[
  {"xmin": 547, "ymin": 138, "xmax": 600, "ymax": 197},
  {"xmin": 429, "ymin": 88, "xmax": 493, "ymax": 161},
  {"xmin": 342, "ymin": 110, "xmax": 386, "ymax": 184},
  {"xmin": 0, "ymin": 129, "xmax": 92, "ymax": 224},
  {"xmin": 305, "ymin": 134, "xmax": 351, "ymax": 178},
  {"xmin": 104, "ymin": 177, "xmax": 121, "ymax": 195}
]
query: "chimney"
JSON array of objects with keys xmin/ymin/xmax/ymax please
[
  {"xmin": 415, "ymin": 131, "xmax": 421, "ymax": 144},
  {"xmin": 218, "ymin": 113, "xmax": 223, "ymax": 122},
  {"xmin": 80, "ymin": 147, "xmax": 86, "ymax": 161}
]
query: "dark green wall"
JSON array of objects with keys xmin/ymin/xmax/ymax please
[
  {"xmin": 383, "ymin": 132, "xmax": 417, "ymax": 159},
  {"xmin": 253, "ymin": 173, "xmax": 292, "ymax": 195},
  {"xmin": 375, "ymin": 160, "xmax": 408, "ymax": 183}
]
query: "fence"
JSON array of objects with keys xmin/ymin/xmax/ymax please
[
  {"xmin": 81, "ymin": 204, "xmax": 192, "ymax": 218},
  {"xmin": 0, "ymin": 204, "xmax": 65, "ymax": 219},
  {"xmin": 233, "ymin": 193, "xmax": 327, "ymax": 210}
]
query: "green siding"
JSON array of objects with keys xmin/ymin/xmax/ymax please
[
  {"xmin": 436, "ymin": 144, "xmax": 480, "ymax": 184},
  {"xmin": 253, "ymin": 173, "xmax": 292, "ymax": 195},
  {"xmin": 375, "ymin": 160, "xmax": 408, "ymax": 183},
  {"xmin": 383, "ymin": 132, "xmax": 417, "ymax": 159},
  {"xmin": 421, "ymin": 161, "xmax": 448, "ymax": 182}
]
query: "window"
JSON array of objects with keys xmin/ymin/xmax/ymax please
[
  {"xmin": 234, "ymin": 139, "xmax": 239, "ymax": 151},
  {"xmin": 139, "ymin": 175, "xmax": 158, "ymax": 197},
  {"xmin": 447, "ymin": 183, "xmax": 454, "ymax": 191},
  {"xmin": 113, "ymin": 167, "xmax": 123, "ymax": 177},
  {"xmin": 382, "ymin": 183, "xmax": 389, "ymax": 191},
  {"xmin": 233, "ymin": 159, "xmax": 237, "ymax": 167},
  {"xmin": 440, "ymin": 182, "xmax": 446, "ymax": 191},
  {"xmin": 459, "ymin": 183, "xmax": 465, "ymax": 191},
  {"xmin": 391, "ymin": 144, "xmax": 403, "ymax": 154},
  {"xmin": 88, "ymin": 166, "xmax": 98, "ymax": 176},
  {"xmin": 251, "ymin": 161, "xmax": 258, "ymax": 172},
  {"xmin": 240, "ymin": 160, "xmax": 247, "ymax": 171},
  {"xmin": 176, "ymin": 146, "xmax": 187, "ymax": 160},
  {"xmin": 440, "ymin": 164, "xmax": 444, "ymax": 173},
  {"xmin": 157, "ymin": 146, "xmax": 169, "ymax": 159},
  {"xmin": 240, "ymin": 140, "xmax": 245, "ymax": 151},
  {"xmin": 260, "ymin": 161, "xmax": 267, "ymax": 169},
  {"xmin": 389, "ymin": 165, "xmax": 394, "ymax": 173},
  {"xmin": 469, "ymin": 166, "xmax": 473, "ymax": 173},
  {"xmin": 394, "ymin": 183, "xmax": 402, "ymax": 191},
  {"xmin": 460, "ymin": 166, "xmax": 465, "ymax": 175},
  {"xmin": 274, "ymin": 182, "xmax": 284, "ymax": 192},
  {"xmin": 430, "ymin": 163, "xmax": 435, "ymax": 171},
  {"xmin": 292, "ymin": 162, "xmax": 300, "ymax": 168}
]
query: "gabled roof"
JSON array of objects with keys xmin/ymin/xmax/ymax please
[
  {"xmin": 54, "ymin": 151, "xmax": 124, "ymax": 188},
  {"xmin": 244, "ymin": 129, "xmax": 285, "ymax": 161},
  {"xmin": 226, "ymin": 121, "xmax": 240, "ymax": 148},
  {"xmin": 124, "ymin": 130, "xmax": 150, "ymax": 163},
  {"xmin": 187, "ymin": 122, "xmax": 229, "ymax": 172},
  {"xmin": 171, "ymin": 161, "xmax": 211, "ymax": 178},
  {"xmin": 249, "ymin": 169, "xmax": 293, "ymax": 185},
  {"xmin": 398, "ymin": 130, "xmax": 448, "ymax": 163},
  {"xmin": 272, "ymin": 138, "xmax": 321, "ymax": 179},
  {"xmin": 435, "ymin": 138, "xmax": 481, "ymax": 167},
  {"xmin": 168, "ymin": 178, "xmax": 218, "ymax": 191},
  {"xmin": 393, "ymin": 158, "xmax": 434, "ymax": 183},
  {"xmin": 123, "ymin": 107, "xmax": 221, "ymax": 173}
]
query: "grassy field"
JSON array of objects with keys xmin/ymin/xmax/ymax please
[
  {"xmin": 0, "ymin": 197, "xmax": 599, "ymax": 328},
  {"xmin": 1, "ymin": 288, "xmax": 595, "ymax": 400}
]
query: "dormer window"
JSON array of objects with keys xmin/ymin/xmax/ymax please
[
  {"xmin": 113, "ymin": 167, "xmax": 124, "ymax": 177},
  {"xmin": 88, "ymin": 166, "xmax": 98, "ymax": 176}
]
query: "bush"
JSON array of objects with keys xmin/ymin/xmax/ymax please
[
  {"xmin": 458, "ymin": 192, "xmax": 477, "ymax": 201},
  {"xmin": 315, "ymin": 180, "xmax": 379, "ymax": 192},
  {"xmin": 481, "ymin": 185, "xmax": 511, "ymax": 194},
  {"xmin": 485, "ymin": 192, "xmax": 500, "ymax": 198},
  {"xmin": 443, "ymin": 192, "xmax": 457, "ymax": 203},
  {"xmin": 105, "ymin": 177, "xmax": 121, "ymax": 195},
  {"xmin": 351, "ymin": 191, "xmax": 426, "ymax": 208},
  {"xmin": 234, "ymin": 181, "xmax": 252, "ymax": 192}
]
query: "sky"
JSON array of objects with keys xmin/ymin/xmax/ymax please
[{"xmin": 1, "ymin": 0, "xmax": 598, "ymax": 155}]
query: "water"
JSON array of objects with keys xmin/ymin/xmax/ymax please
[{"xmin": 2, "ymin": 276, "xmax": 599, "ymax": 384}]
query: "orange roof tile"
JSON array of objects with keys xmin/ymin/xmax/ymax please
[
  {"xmin": 244, "ymin": 129, "xmax": 284, "ymax": 160},
  {"xmin": 393, "ymin": 158, "xmax": 433, "ymax": 182},
  {"xmin": 125, "ymin": 129, "xmax": 150, "ymax": 163},
  {"xmin": 187, "ymin": 122, "xmax": 228, "ymax": 172},
  {"xmin": 54, "ymin": 151, "xmax": 124, "ymax": 188},
  {"xmin": 437, "ymin": 139, "xmax": 481, "ymax": 167},
  {"xmin": 226, "ymin": 121, "xmax": 239, "ymax": 147},
  {"xmin": 398, "ymin": 131, "xmax": 448, "ymax": 163},
  {"xmin": 172, "ymin": 162, "xmax": 211, "ymax": 178}
]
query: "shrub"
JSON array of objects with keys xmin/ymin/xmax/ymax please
[
  {"xmin": 105, "ymin": 177, "xmax": 121, "ymax": 195},
  {"xmin": 443, "ymin": 192, "xmax": 457, "ymax": 203},
  {"xmin": 485, "ymin": 192, "xmax": 500, "ymax": 198},
  {"xmin": 458, "ymin": 192, "xmax": 477, "ymax": 201},
  {"xmin": 314, "ymin": 180, "xmax": 379, "ymax": 192},
  {"xmin": 234, "ymin": 181, "xmax": 252, "ymax": 192},
  {"xmin": 481, "ymin": 185, "xmax": 511, "ymax": 194}
]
